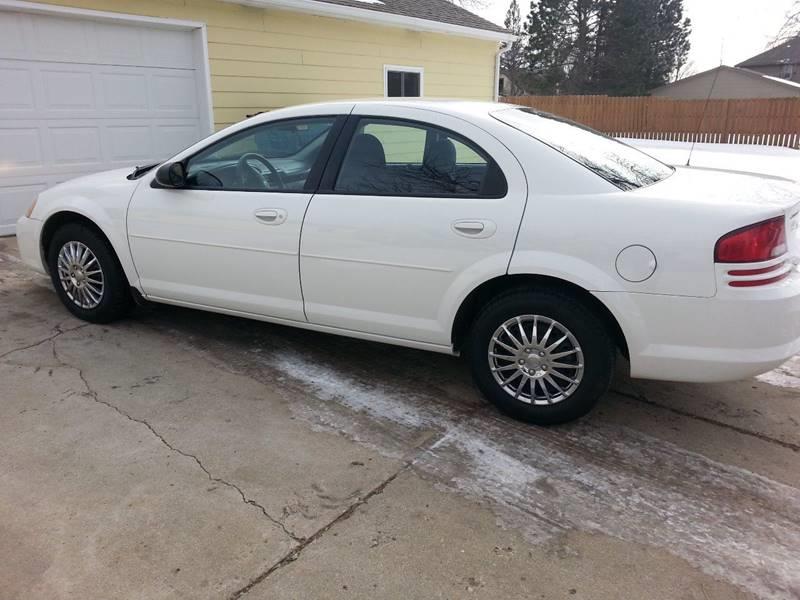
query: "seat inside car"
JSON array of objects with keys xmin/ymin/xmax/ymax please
[
  {"xmin": 423, "ymin": 138, "xmax": 457, "ymax": 180},
  {"xmin": 337, "ymin": 133, "xmax": 387, "ymax": 192}
]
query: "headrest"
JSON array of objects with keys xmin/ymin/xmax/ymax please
[{"xmin": 348, "ymin": 133, "xmax": 386, "ymax": 168}]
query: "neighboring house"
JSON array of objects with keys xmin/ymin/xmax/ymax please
[
  {"xmin": 650, "ymin": 65, "xmax": 800, "ymax": 100},
  {"xmin": 737, "ymin": 37, "xmax": 800, "ymax": 84},
  {"xmin": 0, "ymin": 0, "xmax": 513, "ymax": 235},
  {"xmin": 498, "ymin": 72, "xmax": 529, "ymax": 97}
]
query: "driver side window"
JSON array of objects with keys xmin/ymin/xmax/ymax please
[{"xmin": 185, "ymin": 117, "xmax": 337, "ymax": 192}]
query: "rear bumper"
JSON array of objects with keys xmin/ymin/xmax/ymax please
[
  {"xmin": 15, "ymin": 216, "xmax": 46, "ymax": 275},
  {"xmin": 596, "ymin": 266, "xmax": 800, "ymax": 383}
]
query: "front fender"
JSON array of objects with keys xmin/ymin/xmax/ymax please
[{"xmin": 35, "ymin": 172, "xmax": 141, "ymax": 288}]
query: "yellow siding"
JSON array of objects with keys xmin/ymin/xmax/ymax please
[{"xmin": 31, "ymin": 0, "xmax": 499, "ymax": 129}]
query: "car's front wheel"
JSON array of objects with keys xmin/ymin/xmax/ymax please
[
  {"xmin": 47, "ymin": 223, "xmax": 133, "ymax": 323},
  {"xmin": 467, "ymin": 289, "xmax": 615, "ymax": 425}
]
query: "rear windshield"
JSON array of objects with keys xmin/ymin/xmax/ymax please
[{"xmin": 493, "ymin": 107, "xmax": 674, "ymax": 191}]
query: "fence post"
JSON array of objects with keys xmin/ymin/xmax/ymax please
[{"xmin": 721, "ymin": 100, "xmax": 732, "ymax": 144}]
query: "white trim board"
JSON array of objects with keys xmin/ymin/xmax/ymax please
[{"xmin": 224, "ymin": 0, "xmax": 516, "ymax": 42}]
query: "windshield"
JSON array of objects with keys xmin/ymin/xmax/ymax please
[{"xmin": 493, "ymin": 107, "xmax": 674, "ymax": 191}]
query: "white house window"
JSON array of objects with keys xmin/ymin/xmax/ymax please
[
  {"xmin": 384, "ymin": 66, "xmax": 423, "ymax": 97},
  {"xmin": 781, "ymin": 64, "xmax": 794, "ymax": 79}
]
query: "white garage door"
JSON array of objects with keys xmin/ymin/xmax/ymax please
[{"xmin": 0, "ymin": 8, "xmax": 211, "ymax": 235}]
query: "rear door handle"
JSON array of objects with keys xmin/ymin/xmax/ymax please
[
  {"xmin": 254, "ymin": 208, "xmax": 287, "ymax": 225},
  {"xmin": 452, "ymin": 219, "xmax": 496, "ymax": 239}
]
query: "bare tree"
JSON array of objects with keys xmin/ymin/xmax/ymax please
[
  {"xmin": 672, "ymin": 59, "xmax": 696, "ymax": 82},
  {"xmin": 774, "ymin": 0, "xmax": 800, "ymax": 45}
]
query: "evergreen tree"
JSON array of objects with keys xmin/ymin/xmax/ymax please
[
  {"xmin": 525, "ymin": 0, "xmax": 605, "ymax": 94},
  {"xmin": 524, "ymin": 0, "xmax": 690, "ymax": 96},
  {"xmin": 595, "ymin": 0, "xmax": 691, "ymax": 95},
  {"xmin": 501, "ymin": 0, "xmax": 527, "ymax": 94},
  {"xmin": 525, "ymin": 0, "xmax": 572, "ymax": 94}
]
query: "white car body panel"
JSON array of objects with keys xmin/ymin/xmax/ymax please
[
  {"xmin": 128, "ymin": 187, "xmax": 312, "ymax": 321},
  {"xmin": 15, "ymin": 99, "xmax": 800, "ymax": 385},
  {"xmin": 23, "ymin": 168, "xmax": 142, "ymax": 283},
  {"xmin": 300, "ymin": 103, "xmax": 528, "ymax": 344}
]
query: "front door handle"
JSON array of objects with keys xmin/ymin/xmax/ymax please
[
  {"xmin": 254, "ymin": 208, "xmax": 287, "ymax": 225},
  {"xmin": 452, "ymin": 219, "xmax": 496, "ymax": 239}
]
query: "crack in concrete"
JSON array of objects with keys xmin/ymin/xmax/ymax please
[
  {"xmin": 610, "ymin": 388, "xmax": 800, "ymax": 453},
  {"xmin": 49, "ymin": 340, "xmax": 304, "ymax": 545},
  {"xmin": 227, "ymin": 416, "xmax": 477, "ymax": 599},
  {"xmin": 228, "ymin": 463, "xmax": 411, "ymax": 600},
  {"xmin": 0, "ymin": 323, "xmax": 89, "ymax": 361}
]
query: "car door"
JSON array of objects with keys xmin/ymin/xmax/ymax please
[
  {"xmin": 127, "ymin": 115, "xmax": 344, "ymax": 321},
  {"xmin": 299, "ymin": 105, "xmax": 528, "ymax": 346}
]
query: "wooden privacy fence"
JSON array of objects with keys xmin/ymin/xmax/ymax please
[{"xmin": 507, "ymin": 95, "xmax": 800, "ymax": 148}]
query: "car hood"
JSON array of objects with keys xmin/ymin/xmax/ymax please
[
  {"xmin": 33, "ymin": 167, "xmax": 146, "ymax": 223},
  {"xmin": 44, "ymin": 167, "xmax": 142, "ymax": 196},
  {"xmin": 36, "ymin": 167, "xmax": 143, "ymax": 210}
]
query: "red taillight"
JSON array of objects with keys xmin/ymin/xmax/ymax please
[{"xmin": 714, "ymin": 217, "xmax": 787, "ymax": 263}]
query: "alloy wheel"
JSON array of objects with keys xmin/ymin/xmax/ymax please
[
  {"xmin": 488, "ymin": 315, "xmax": 584, "ymax": 405},
  {"xmin": 57, "ymin": 241, "xmax": 105, "ymax": 310}
]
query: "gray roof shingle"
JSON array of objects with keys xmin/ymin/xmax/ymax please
[
  {"xmin": 312, "ymin": 0, "xmax": 508, "ymax": 34},
  {"xmin": 737, "ymin": 38, "xmax": 800, "ymax": 67}
]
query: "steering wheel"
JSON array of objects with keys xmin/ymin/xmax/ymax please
[{"xmin": 236, "ymin": 153, "xmax": 285, "ymax": 190}]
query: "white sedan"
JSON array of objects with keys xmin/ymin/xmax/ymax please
[{"xmin": 15, "ymin": 100, "xmax": 800, "ymax": 425}]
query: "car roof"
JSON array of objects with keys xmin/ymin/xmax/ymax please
[{"xmin": 249, "ymin": 99, "xmax": 517, "ymax": 124}]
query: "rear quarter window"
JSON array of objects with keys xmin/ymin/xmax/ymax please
[{"xmin": 493, "ymin": 107, "xmax": 674, "ymax": 191}]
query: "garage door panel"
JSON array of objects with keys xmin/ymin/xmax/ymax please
[
  {"xmin": 151, "ymin": 73, "xmax": 200, "ymax": 115},
  {"xmin": 42, "ymin": 69, "xmax": 97, "ymax": 111},
  {"xmin": 144, "ymin": 28, "xmax": 197, "ymax": 70},
  {"xmin": 49, "ymin": 126, "xmax": 102, "ymax": 166},
  {"xmin": 105, "ymin": 125, "xmax": 154, "ymax": 162},
  {"xmin": 0, "ymin": 128, "xmax": 42, "ymax": 167},
  {"xmin": 0, "ymin": 67, "xmax": 35, "ymax": 110},
  {"xmin": 0, "ymin": 13, "xmax": 197, "ymax": 69},
  {"xmin": 101, "ymin": 72, "xmax": 150, "ymax": 111},
  {"xmin": 96, "ymin": 22, "xmax": 147, "ymax": 65},
  {"xmin": 33, "ymin": 14, "xmax": 93, "ymax": 62},
  {"xmin": 0, "ymin": 12, "xmax": 28, "ymax": 57},
  {"xmin": 0, "ymin": 9, "xmax": 208, "ymax": 235}
]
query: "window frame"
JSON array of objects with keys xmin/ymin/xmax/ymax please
[
  {"xmin": 317, "ymin": 115, "xmax": 508, "ymax": 200},
  {"xmin": 383, "ymin": 65, "xmax": 425, "ymax": 98},
  {"xmin": 151, "ymin": 115, "xmax": 347, "ymax": 193}
]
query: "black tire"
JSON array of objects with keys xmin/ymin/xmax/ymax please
[
  {"xmin": 47, "ymin": 223, "xmax": 133, "ymax": 323},
  {"xmin": 467, "ymin": 288, "xmax": 615, "ymax": 425}
]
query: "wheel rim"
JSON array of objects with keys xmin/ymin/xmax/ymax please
[
  {"xmin": 57, "ymin": 241, "xmax": 104, "ymax": 310},
  {"xmin": 487, "ymin": 315, "xmax": 584, "ymax": 406}
]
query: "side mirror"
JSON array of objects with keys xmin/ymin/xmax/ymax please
[{"xmin": 154, "ymin": 162, "xmax": 187, "ymax": 188}]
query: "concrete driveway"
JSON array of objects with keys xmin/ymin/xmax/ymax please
[{"xmin": 1, "ymin": 235, "xmax": 798, "ymax": 600}]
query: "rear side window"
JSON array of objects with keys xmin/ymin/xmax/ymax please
[
  {"xmin": 334, "ymin": 118, "xmax": 507, "ymax": 198},
  {"xmin": 493, "ymin": 107, "xmax": 673, "ymax": 191}
]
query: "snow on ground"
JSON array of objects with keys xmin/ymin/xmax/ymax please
[{"xmin": 626, "ymin": 139, "xmax": 800, "ymax": 181}]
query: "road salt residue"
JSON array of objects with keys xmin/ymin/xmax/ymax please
[
  {"xmin": 265, "ymin": 348, "xmax": 800, "ymax": 600},
  {"xmin": 757, "ymin": 356, "xmax": 800, "ymax": 390}
]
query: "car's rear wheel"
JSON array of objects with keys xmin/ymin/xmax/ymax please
[
  {"xmin": 467, "ymin": 289, "xmax": 615, "ymax": 425},
  {"xmin": 47, "ymin": 223, "xmax": 132, "ymax": 323}
]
